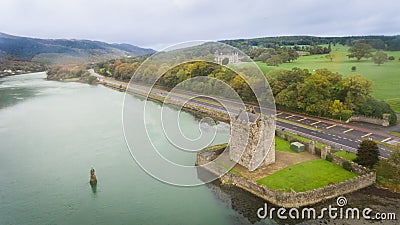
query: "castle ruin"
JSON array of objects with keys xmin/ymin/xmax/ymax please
[
  {"xmin": 215, "ymin": 51, "xmax": 240, "ymax": 64},
  {"xmin": 229, "ymin": 107, "xmax": 275, "ymax": 171}
]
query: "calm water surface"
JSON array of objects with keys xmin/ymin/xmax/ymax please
[{"xmin": 0, "ymin": 73, "xmax": 272, "ymax": 225}]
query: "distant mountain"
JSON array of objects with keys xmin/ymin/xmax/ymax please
[{"xmin": 0, "ymin": 32, "xmax": 155, "ymax": 64}]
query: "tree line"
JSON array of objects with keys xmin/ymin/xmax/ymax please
[
  {"xmin": 248, "ymin": 44, "xmax": 331, "ymax": 66},
  {"xmin": 347, "ymin": 40, "xmax": 400, "ymax": 65},
  {"xmin": 267, "ymin": 68, "xmax": 397, "ymax": 124},
  {"xmin": 94, "ymin": 57, "xmax": 397, "ymax": 124},
  {"xmin": 221, "ymin": 35, "xmax": 400, "ymax": 52},
  {"xmin": 47, "ymin": 65, "xmax": 96, "ymax": 84}
]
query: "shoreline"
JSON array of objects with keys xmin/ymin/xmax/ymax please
[
  {"xmin": 91, "ymin": 73, "xmax": 400, "ymax": 207},
  {"xmin": 44, "ymin": 71, "xmax": 400, "ymax": 200},
  {"xmin": 0, "ymin": 71, "xmax": 46, "ymax": 78},
  {"xmin": 93, "ymin": 72, "xmax": 400, "ymax": 197}
]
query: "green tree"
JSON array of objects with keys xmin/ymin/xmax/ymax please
[
  {"xmin": 287, "ymin": 48, "xmax": 299, "ymax": 62},
  {"xmin": 325, "ymin": 53, "xmax": 336, "ymax": 62},
  {"xmin": 389, "ymin": 149, "xmax": 400, "ymax": 165},
  {"xmin": 372, "ymin": 50, "xmax": 388, "ymax": 66},
  {"xmin": 330, "ymin": 100, "xmax": 344, "ymax": 118},
  {"xmin": 298, "ymin": 73, "xmax": 332, "ymax": 116},
  {"xmin": 342, "ymin": 74, "xmax": 373, "ymax": 111},
  {"xmin": 221, "ymin": 57, "xmax": 229, "ymax": 65},
  {"xmin": 347, "ymin": 42, "xmax": 373, "ymax": 61},
  {"xmin": 354, "ymin": 140, "xmax": 380, "ymax": 168},
  {"xmin": 266, "ymin": 55, "xmax": 282, "ymax": 66}
]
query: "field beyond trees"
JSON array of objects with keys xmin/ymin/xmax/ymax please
[
  {"xmin": 255, "ymin": 44, "xmax": 400, "ymax": 113},
  {"xmin": 91, "ymin": 38, "xmax": 399, "ymax": 122}
]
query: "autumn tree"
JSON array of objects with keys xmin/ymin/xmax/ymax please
[
  {"xmin": 372, "ymin": 50, "xmax": 388, "ymax": 66},
  {"xmin": 347, "ymin": 42, "xmax": 373, "ymax": 61},
  {"xmin": 342, "ymin": 74, "xmax": 373, "ymax": 111},
  {"xmin": 331, "ymin": 100, "xmax": 344, "ymax": 117}
]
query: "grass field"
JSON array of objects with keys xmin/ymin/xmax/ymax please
[
  {"xmin": 389, "ymin": 131, "xmax": 400, "ymax": 137},
  {"xmin": 275, "ymin": 136, "xmax": 297, "ymax": 153},
  {"xmin": 257, "ymin": 159, "xmax": 357, "ymax": 192},
  {"xmin": 334, "ymin": 150, "xmax": 357, "ymax": 161},
  {"xmin": 255, "ymin": 44, "xmax": 400, "ymax": 113},
  {"xmin": 281, "ymin": 131, "xmax": 324, "ymax": 149}
]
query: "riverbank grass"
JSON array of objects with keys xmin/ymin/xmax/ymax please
[{"xmin": 257, "ymin": 159, "xmax": 357, "ymax": 192}]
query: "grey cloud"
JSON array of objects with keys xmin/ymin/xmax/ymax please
[{"xmin": 0, "ymin": 0, "xmax": 399, "ymax": 49}]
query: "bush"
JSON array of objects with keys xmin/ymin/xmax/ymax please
[
  {"xmin": 87, "ymin": 76, "xmax": 97, "ymax": 84},
  {"xmin": 339, "ymin": 109, "xmax": 353, "ymax": 121},
  {"xmin": 351, "ymin": 66, "xmax": 356, "ymax": 72},
  {"xmin": 375, "ymin": 159, "xmax": 400, "ymax": 192},
  {"xmin": 342, "ymin": 161, "xmax": 352, "ymax": 171},
  {"xmin": 388, "ymin": 56, "xmax": 395, "ymax": 60},
  {"xmin": 326, "ymin": 154, "xmax": 333, "ymax": 162},
  {"xmin": 356, "ymin": 98, "xmax": 397, "ymax": 125}
]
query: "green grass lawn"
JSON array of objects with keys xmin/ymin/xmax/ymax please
[
  {"xmin": 334, "ymin": 150, "xmax": 357, "ymax": 161},
  {"xmin": 257, "ymin": 159, "xmax": 357, "ymax": 192},
  {"xmin": 275, "ymin": 136, "xmax": 297, "ymax": 153},
  {"xmin": 282, "ymin": 131, "xmax": 324, "ymax": 149},
  {"xmin": 389, "ymin": 131, "xmax": 400, "ymax": 137},
  {"xmin": 385, "ymin": 98, "xmax": 400, "ymax": 115},
  {"xmin": 254, "ymin": 44, "xmax": 400, "ymax": 112}
]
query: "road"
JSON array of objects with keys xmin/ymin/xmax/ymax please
[{"xmin": 89, "ymin": 69, "xmax": 399, "ymax": 158}]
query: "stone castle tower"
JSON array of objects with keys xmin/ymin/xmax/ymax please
[
  {"xmin": 229, "ymin": 107, "xmax": 275, "ymax": 171},
  {"xmin": 215, "ymin": 51, "xmax": 240, "ymax": 64}
]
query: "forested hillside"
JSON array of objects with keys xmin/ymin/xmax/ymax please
[{"xmin": 0, "ymin": 32, "xmax": 155, "ymax": 66}]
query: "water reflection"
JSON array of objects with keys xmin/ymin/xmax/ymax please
[
  {"xmin": 91, "ymin": 183, "xmax": 97, "ymax": 194},
  {"xmin": 0, "ymin": 73, "xmax": 45, "ymax": 109},
  {"xmin": 0, "ymin": 86, "xmax": 39, "ymax": 109}
]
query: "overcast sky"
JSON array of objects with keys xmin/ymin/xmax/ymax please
[{"xmin": 1, "ymin": 0, "xmax": 399, "ymax": 49}]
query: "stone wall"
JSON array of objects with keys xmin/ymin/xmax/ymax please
[
  {"xmin": 346, "ymin": 115, "xmax": 389, "ymax": 127},
  {"xmin": 275, "ymin": 129, "xmax": 322, "ymax": 154},
  {"xmin": 330, "ymin": 154, "xmax": 369, "ymax": 175},
  {"xmin": 196, "ymin": 152, "xmax": 376, "ymax": 208},
  {"xmin": 225, "ymin": 170, "xmax": 376, "ymax": 208},
  {"xmin": 275, "ymin": 129, "xmax": 370, "ymax": 175}
]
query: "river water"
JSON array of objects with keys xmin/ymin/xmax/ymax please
[
  {"xmin": 0, "ymin": 72, "xmax": 257, "ymax": 225},
  {"xmin": 2, "ymin": 73, "xmax": 399, "ymax": 225}
]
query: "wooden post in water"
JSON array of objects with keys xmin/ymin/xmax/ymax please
[{"xmin": 90, "ymin": 168, "xmax": 97, "ymax": 186}]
